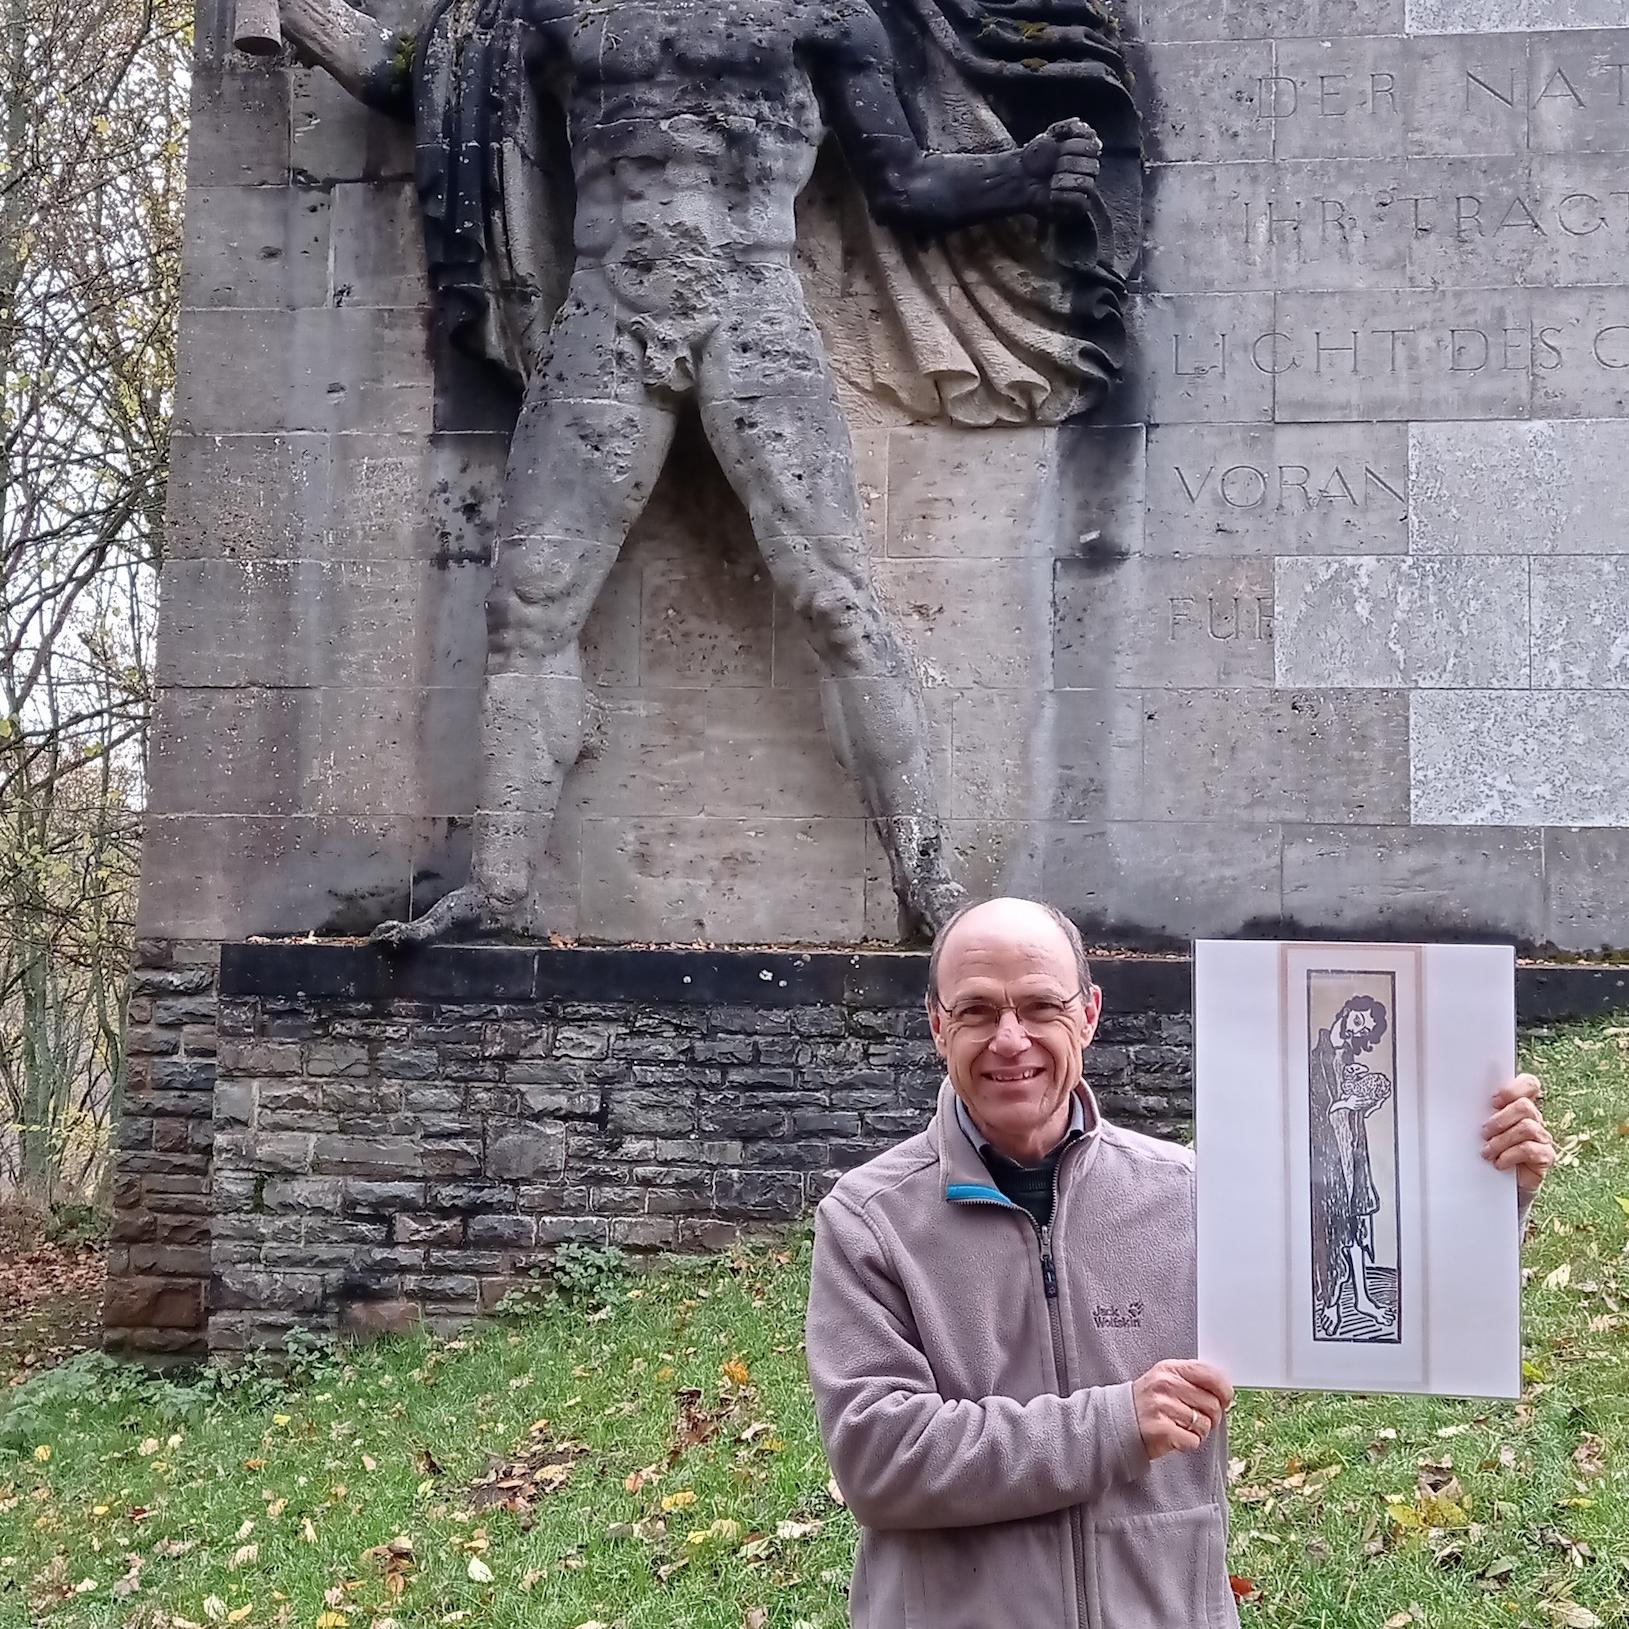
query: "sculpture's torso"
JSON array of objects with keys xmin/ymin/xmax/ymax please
[{"xmin": 524, "ymin": 0, "xmax": 836, "ymax": 266}]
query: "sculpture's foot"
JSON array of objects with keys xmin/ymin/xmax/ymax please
[
  {"xmin": 370, "ymin": 885, "xmax": 495, "ymax": 953},
  {"xmin": 903, "ymin": 867, "xmax": 967, "ymax": 940}
]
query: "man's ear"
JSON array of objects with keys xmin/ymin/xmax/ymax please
[
  {"xmin": 1080, "ymin": 983, "xmax": 1103, "ymax": 1046},
  {"xmin": 927, "ymin": 996, "xmax": 948, "ymax": 1058}
]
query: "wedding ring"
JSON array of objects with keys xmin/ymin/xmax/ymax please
[{"xmin": 1187, "ymin": 1407, "xmax": 1201, "ymax": 1433}]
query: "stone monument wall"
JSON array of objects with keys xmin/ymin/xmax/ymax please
[
  {"xmin": 145, "ymin": 0, "xmax": 1629, "ymax": 954},
  {"xmin": 110, "ymin": 0, "xmax": 1629, "ymax": 1352}
]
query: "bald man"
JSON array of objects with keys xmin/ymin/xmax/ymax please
[{"xmin": 805, "ymin": 897, "xmax": 1554, "ymax": 1629}]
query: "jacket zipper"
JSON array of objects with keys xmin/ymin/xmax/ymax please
[
  {"xmin": 1031, "ymin": 1210, "xmax": 1091, "ymax": 1629},
  {"xmin": 945, "ymin": 1160, "xmax": 1090, "ymax": 1629}
]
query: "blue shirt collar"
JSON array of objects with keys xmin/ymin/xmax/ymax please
[{"xmin": 954, "ymin": 1089, "xmax": 1085, "ymax": 1170}]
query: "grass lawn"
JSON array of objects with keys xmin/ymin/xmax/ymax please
[{"xmin": 2, "ymin": 1020, "xmax": 1626, "ymax": 1629}]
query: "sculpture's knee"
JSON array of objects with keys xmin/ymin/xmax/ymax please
[
  {"xmin": 486, "ymin": 547, "xmax": 594, "ymax": 675},
  {"xmin": 803, "ymin": 590, "xmax": 899, "ymax": 676}
]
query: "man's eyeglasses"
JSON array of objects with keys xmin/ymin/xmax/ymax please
[{"xmin": 930, "ymin": 988, "xmax": 1090, "ymax": 1040}]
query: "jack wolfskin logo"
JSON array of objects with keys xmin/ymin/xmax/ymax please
[{"xmin": 1092, "ymin": 1300, "xmax": 1144, "ymax": 1329}]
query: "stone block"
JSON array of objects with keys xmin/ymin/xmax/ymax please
[
  {"xmin": 312, "ymin": 1137, "xmax": 422, "ymax": 1178},
  {"xmin": 329, "ymin": 181, "xmax": 427, "ymax": 307},
  {"xmin": 535, "ymin": 1216, "xmax": 611, "ymax": 1245},
  {"xmin": 884, "ymin": 428, "xmax": 1057, "ymax": 558},
  {"xmin": 290, "ymin": 66, "xmax": 413, "ymax": 184},
  {"xmin": 190, "ymin": 66, "xmax": 290, "ymax": 187},
  {"xmin": 1528, "ymin": 31, "xmax": 1629, "ymax": 155},
  {"xmin": 713, "ymin": 1171, "xmax": 803, "ymax": 1219},
  {"xmin": 1147, "ymin": 423, "xmax": 1410, "ymax": 556},
  {"xmin": 605, "ymin": 1089, "xmax": 697, "ymax": 1136},
  {"xmin": 571, "ymin": 689, "xmax": 708, "ymax": 817},
  {"xmin": 580, "ymin": 815, "xmax": 866, "ymax": 945},
  {"xmin": 1141, "ymin": 690, "xmax": 1410, "ymax": 821},
  {"xmin": 182, "ymin": 186, "xmax": 330, "ymax": 310},
  {"xmin": 339, "ymin": 1298, "xmax": 424, "ymax": 1341},
  {"xmin": 950, "ymin": 690, "xmax": 1136, "ymax": 823},
  {"xmin": 1269, "ymin": 36, "xmax": 1412, "ymax": 161},
  {"xmin": 1544, "ymin": 830, "xmax": 1629, "ymax": 952},
  {"xmin": 1127, "ymin": 294, "xmax": 1276, "ymax": 426},
  {"xmin": 104, "ymin": 1276, "xmax": 205, "ymax": 1332},
  {"xmin": 152, "ymin": 558, "xmax": 486, "ymax": 690},
  {"xmin": 1412, "ymin": 692, "xmax": 1629, "ymax": 825},
  {"xmin": 486, "ymin": 1126, "xmax": 567, "ymax": 1180},
  {"xmin": 263, "ymin": 1177, "xmax": 343, "ymax": 1212},
  {"xmin": 1532, "ymin": 291, "xmax": 1629, "ymax": 418},
  {"xmin": 700, "ymin": 686, "xmax": 860, "ymax": 820},
  {"xmin": 1406, "ymin": 0, "xmax": 1624, "ymax": 26},
  {"xmin": 870, "ymin": 560, "xmax": 1049, "ymax": 689},
  {"xmin": 578, "ymin": 557, "xmax": 644, "ymax": 688},
  {"xmin": 1042, "ymin": 821, "xmax": 1284, "ymax": 943},
  {"xmin": 640, "ymin": 555, "xmax": 774, "ymax": 686},
  {"xmin": 1411, "ymin": 419, "xmax": 1629, "ymax": 554},
  {"xmin": 1145, "ymin": 158, "xmax": 1401, "ymax": 296},
  {"xmin": 172, "ymin": 307, "xmax": 433, "ymax": 437},
  {"xmin": 1135, "ymin": 41, "xmax": 1274, "ymax": 162},
  {"xmin": 1275, "ymin": 557, "xmax": 1529, "ymax": 688},
  {"xmin": 1057, "ymin": 557, "xmax": 1275, "ymax": 688},
  {"xmin": 1141, "ymin": 0, "xmax": 1402, "ymax": 36},
  {"xmin": 1407, "ymin": 33, "xmax": 1532, "ymax": 158},
  {"xmin": 610, "ymin": 1218, "xmax": 678, "ymax": 1248},
  {"xmin": 1271, "ymin": 291, "xmax": 1533, "ymax": 422},
  {"xmin": 1282, "ymin": 825, "xmax": 1545, "ymax": 941}
]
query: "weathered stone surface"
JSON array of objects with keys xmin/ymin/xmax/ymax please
[
  {"xmin": 1057, "ymin": 557, "xmax": 1276, "ymax": 688},
  {"xmin": 182, "ymin": 186, "xmax": 331, "ymax": 311},
  {"xmin": 1275, "ymin": 557, "xmax": 1529, "ymax": 688},
  {"xmin": 1136, "ymin": 41, "xmax": 1274, "ymax": 163},
  {"xmin": 1140, "ymin": 0, "xmax": 1402, "ymax": 39},
  {"xmin": 1406, "ymin": 0, "xmax": 1623, "ymax": 27},
  {"xmin": 1531, "ymin": 560, "xmax": 1629, "ymax": 688},
  {"xmin": 1410, "ymin": 419, "xmax": 1629, "ymax": 554},
  {"xmin": 1146, "ymin": 425, "xmax": 1410, "ymax": 555},
  {"xmin": 1282, "ymin": 825, "xmax": 1545, "ymax": 940},
  {"xmin": 1544, "ymin": 830, "xmax": 1629, "ymax": 952},
  {"xmin": 1413, "ymin": 692, "xmax": 1629, "ymax": 825},
  {"xmin": 1142, "ymin": 690, "xmax": 1410, "ymax": 822}
]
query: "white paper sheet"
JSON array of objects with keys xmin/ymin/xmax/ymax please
[{"xmin": 1195, "ymin": 940, "xmax": 1520, "ymax": 1398}]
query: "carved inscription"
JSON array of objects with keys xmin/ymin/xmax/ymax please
[
  {"xmin": 1169, "ymin": 323, "xmax": 1629, "ymax": 378},
  {"xmin": 1172, "ymin": 462, "xmax": 1405, "ymax": 514},
  {"xmin": 1257, "ymin": 55, "xmax": 1629, "ymax": 128},
  {"xmin": 1242, "ymin": 187, "xmax": 1629, "ymax": 246},
  {"xmin": 1169, "ymin": 595, "xmax": 1273, "ymax": 642}
]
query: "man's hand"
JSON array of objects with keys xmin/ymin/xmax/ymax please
[
  {"xmin": 1484, "ymin": 1073, "xmax": 1555, "ymax": 1194},
  {"xmin": 1131, "ymin": 1359, "xmax": 1233, "ymax": 1461},
  {"xmin": 1020, "ymin": 118, "xmax": 1102, "ymax": 220}
]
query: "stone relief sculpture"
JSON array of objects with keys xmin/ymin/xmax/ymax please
[{"xmin": 243, "ymin": 0, "xmax": 1141, "ymax": 944}]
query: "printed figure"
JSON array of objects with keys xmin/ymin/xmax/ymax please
[{"xmin": 1309, "ymin": 991, "xmax": 1396, "ymax": 1340}]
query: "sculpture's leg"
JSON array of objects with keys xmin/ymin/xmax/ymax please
[
  {"xmin": 374, "ymin": 366, "xmax": 678, "ymax": 949},
  {"xmin": 697, "ymin": 290, "xmax": 964, "ymax": 939}
]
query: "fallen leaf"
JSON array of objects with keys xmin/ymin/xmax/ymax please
[
  {"xmin": 203, "ymin": 1600, "xmax": 228, "ymax": 1625},
  {"xmin": 825, "ymin": 1477, "xmax": 846, "ymax": 1507},
  {"xmin": 229, "ymin": 1544, "xmax": 258, "ymax": 1570},
  {"xmin": 776, "ymin": 1519, "xmax": 822, "ymax": 1541},
  {"xmin": 466, "ymin": 1557, "xmax": 493, "ymax": 1584},
  {"xmin": 744, "ymin": 1611, "xmax": 769, "ymax": 1629},
  {"xmin": 722, "ymin": 1357, "xmax": 751, "ymax": 1387},
  {"xmin": 661, "ymin": 1490, "xmax": 697, "ymax": 1512},
  {"xmin": 1229, "ymin": 1576, "xmax": 1260, "ymax": 1603},
  {"xmin": 1541, "ymin": 1605, "xmax": 1602, "ymax": 1629},
  {"xmin": 1544, "ymin": 1262, "xmax": 1573, "ymax": 1291},
  {"xmin": 227, "ymin": 1609, "xmax": 252, "ymax": 1624}
]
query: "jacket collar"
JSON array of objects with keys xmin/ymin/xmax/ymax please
[{"xmin": 934, "ymin": 1076, "xmax": 1105, "ymax": 1206}]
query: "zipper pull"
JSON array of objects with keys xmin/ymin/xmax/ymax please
[{"xmin": 1039, "ymin": 1224, "xmax": 1058, "ymax": 1300}]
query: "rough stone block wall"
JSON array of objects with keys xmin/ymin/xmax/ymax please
[{"xmin": 203, "ymin": 946, "xmax": 1194, "ymax": 1350}]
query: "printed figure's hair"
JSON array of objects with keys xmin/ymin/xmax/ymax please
[
  {"xmin": 926, "ymin": 898, "xmax": 1091, "ymax": 1002},
  {"xmin": 1334, "ymin": 993, "xmax": 1388, "ymax": 1054}
]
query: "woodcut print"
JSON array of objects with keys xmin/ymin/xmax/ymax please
[{"xmin": 1307, "ymin": 970, "xmax": 1401, "ymax": 1345}]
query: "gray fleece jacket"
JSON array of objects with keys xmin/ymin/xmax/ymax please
[{"xmin": 807, "ymin": 1080, "xmax": 1239, "ymax": 1629}]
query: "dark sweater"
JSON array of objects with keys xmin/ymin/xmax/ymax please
[{"xmin": 982, "ymin": 1142, "xmax": 1066, "ymax": 1229}]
